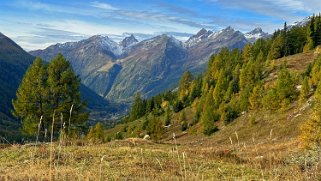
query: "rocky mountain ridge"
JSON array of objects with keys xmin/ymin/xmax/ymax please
[{"xmin": 30, "ymin": 26, "xmax": 270, "ymax": 103}]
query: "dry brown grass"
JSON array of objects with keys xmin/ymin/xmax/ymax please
[
  {"xmin": 1, "ymin": 136, "xmax": 321, "ymax": 180},
  {"xmin": 1, "ymin": 51, "xmax": 320, "ymax": 180}
]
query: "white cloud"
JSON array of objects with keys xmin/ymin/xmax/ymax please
[{"xmin": 91, "ymin": 1, "xmax": 118, "ymax": 11}]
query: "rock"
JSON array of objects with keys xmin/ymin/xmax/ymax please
[{"xmin": 143, "ymin": 135, "xmax": 150, "ymax": 140}]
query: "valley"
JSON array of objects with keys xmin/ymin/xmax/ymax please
[{"xmin": 1, "ymin": 1, "xmax": 321, "ymax": 180}]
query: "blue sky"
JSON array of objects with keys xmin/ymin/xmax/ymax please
[{"xmin": 0, "ymin": 0, "xmax": 318, "ymax": 50}]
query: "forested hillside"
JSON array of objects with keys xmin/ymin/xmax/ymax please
[{"xmin": 103, "ymin": 14, "xmax": 321, "ymax": 142}]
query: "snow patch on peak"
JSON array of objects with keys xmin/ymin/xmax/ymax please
[
  {"xmin": 291, "ymin": 17, "xmax": 310, "ymax": 27},
  {"xmin": 185, "ymin": 28, "xmax": 213, "ymax": 47},
  {"xmin": 244, "ymin": 27, "xmax": 269, "ymax": 43},
  {"xmin": 87, "ymin": 35, "xmax": 123, "ymax": 56}
]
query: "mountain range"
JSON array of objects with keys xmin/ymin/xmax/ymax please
[
  {"xmin": 0, "ymin": 26, "xmax": 270, "ymax": 137},
  {"xmin": 30, "ymin": 27, "xmax": 269, "ymax": 103},
  {"xmin": 0, "ymin": 33, "xmax": 125, "ymax": 138}
]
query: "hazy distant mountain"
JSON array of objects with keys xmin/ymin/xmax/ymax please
[
  {"xmin": 185, "ymin": 28, "xmax": 213, "ymax": 47},
  {"xmin": 185, "ymin": 26, "xmax": 248, "ymax": 72},
  {"xmin": 120, "ymin": 34, "xmax": 138, "ymax": 48},
  {"xmin": 290, "ymin": 16, "xmax": 310, "ymax": 28},
  {"xmin": 30, "ymin": 35, "xmax": 122, "ymax": 98},
  {"xmin": 30, "ymin": 26, "xmax": 259, "ymax": 103},
  {"xmin": 107, "ymin": 34, "xmax": 187, "ymax": 102},
  {"xmin": 0, "ymin": 33, "xmax": 124, "ymax": 132},
  {"xmin": 0, "ymin": 32, "xmax": 34, "ymax": 138},
  {"xmin": 244, "ymin": 27, "xmax": 270, "ymax": 44}
]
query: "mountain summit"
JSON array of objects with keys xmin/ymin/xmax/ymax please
[
  {"xmin": 185, "ymin": 28, "xmax": 213, "ymax": 47},
  {"xmin": 0, "ymin": 33, "xmax": 34, "ymax": 138},
  {"xmin": 244, "ymin": 27, "xmax": 270, "ymax": 43},
  {"xmin": 31, "ymin": 26, "xmax": 254, "ymax": 103},
  {"xmin": 120, "ymin": 34, "xmax": 138, "ymax": 48}
]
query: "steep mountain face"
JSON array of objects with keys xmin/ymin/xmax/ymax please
[
  {"xmin": 185, "ymin": 27, "xmax": 248, "ymax": 72},
  {"xmin": 30, "ymin": 35, "xmax": 122, "ymax": 97},
  {"xmin": 30, "ymin": 26, "xmax": 257, "ymax": 104},
  {"xmin": 185, "ymin": 28, "xmax": 213, "ymax": 47},
  {"xmin": 107, "ymin": 35, "xmax": 187, "ymax": 102},
  {"xmin": 244, "ymin": 28, "xmax": 270, "ymax": 43},
  {"xmin": 0, "ymin": 32, "xmax": 34, "ymax": 138},
  {"xmin": 119, "ymin": 34, "xmax": 138, "ymax": 48},
  {"xmin": 0, "ymin": 33, "xmax": 123, "ymax": 134}
]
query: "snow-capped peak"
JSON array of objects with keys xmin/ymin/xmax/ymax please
[
  {"xmin": 86, "ymin": 35, "xmax": 123, "ymax": 56},
  {"xmin": 185, "ymin": 28, "xmax": 213, "ymax": 47},
  {"xmin": 244, "ymin": 27, "xmax": 269, "ymax": 43},
  {"xmin": 291, "ymin": 16, "xmax": 310, "ymax": 27}
]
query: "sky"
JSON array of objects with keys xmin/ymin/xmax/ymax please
[{"xmin": 0, "ymin": 0, "xmax": 319, "ymax": 51}]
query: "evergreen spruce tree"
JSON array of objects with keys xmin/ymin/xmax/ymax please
[
  {"xmin": 314, "ymin": 16, "xmax": 321, "ymax": 46},
  {"xmin": 283, "ymin": 22, "xmax": 289, "ymax": 56},
  {"xmin": 164, "ymin": 108, "xmax": 171, "ymax": 126},
  {"xmin": 129, "ymin": 92, "xmax": 146, "ymax": 121},
  {"xmin": 47, "ymin": 54, "xmax": 88, "ymax": 135},
  {"xmin": 179, "ymin": 111, "xmax": 187, "ymax": 131}
]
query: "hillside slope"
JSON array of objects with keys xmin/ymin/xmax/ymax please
[
  {"xmin": 105, "ymin": 51, "xmax": 317, "ymax": 144},
  {"xmin": 0, "ymin": 32, "xmax": 34, "ymax": 139}
]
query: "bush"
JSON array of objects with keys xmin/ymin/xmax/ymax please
[
  {"xmin": 222, "ymin": 107, "xmax": 239, "ymax": 125},
  {"xmin": 115, "ymin": 132, "xmax": 123, "ymax": 140}
]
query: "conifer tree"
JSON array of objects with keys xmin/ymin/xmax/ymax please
[
  {"xmin": 47, "ymin": 54, "xmax": 88, "ymax": 135},
  {"xmin": 201, "ymin": 91, "xmax": 217, "ymax": 135},
  {"xmin": 314, "ymin": 16, "xmax": 321, "ymax": 46},
  {"xmin": 87, "ymin": 122, "xmax": 104, "ymax": 143},
  {"xmin": 180, "ymin": 111, "xmax": 187, "ymax": 131},
  {"xmin": 178, "ymin": 71, "xmax": 193, "ymax": 103},
  {"xmin": 242, "ymin": 44, "xmax": 252, "ymax": 62},
  {"xmin": 275, "ymin": 63, "xmax": 296, "ymax": 103},
  {"xmin": 12, "ymin": 58, "xmax": 48, "ymax": 136},
  {"xmin": 304, "ymin": 27, "xmax": 314, "ymax": 52},
  {"xmin": 283, "ymin": 22, "xmax": 289, "ymax": 56},
  {"xmin": 249, "ymin": 84, "xmax": 263, "ymax": 109},
  {"xmin": 299, "ymin": 76, "xmax": 310, "ymax": 104},
  {"xmin": 300, "ymin": 81, "xmax": 321, "ymax": 149},
  {"xmin": 268, "ymin": 35, "xmax": 284, "ymax": 60},
  {"xmin": 262, "ymin": 88, "xmax": 280, "ymax": 110},
  {"xmin": 164, "ymin": 108, "xmax": 171, "ymax": 126},
  {"xmin": 129, "ymin": 92, "xmax": 146, "ymax": 121},
  {"xmin": 13, "ymin": 54, "xmax": 88, "ymax": 137}
]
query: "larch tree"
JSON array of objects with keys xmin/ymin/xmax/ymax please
[
  {"xmin": 12, "ymin": 57, "xmax": 48, "ymax": 136},
  {"xmin": 300, "ymin": 82, "xmax": 321, "ymax": 149},
  {"xmin": 178, "ymin": 71, "xmax": 193, "ymax": 103},
  {"xmin": 299, "ymin": 76, "xmax": 310, "ymax": 104}
]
